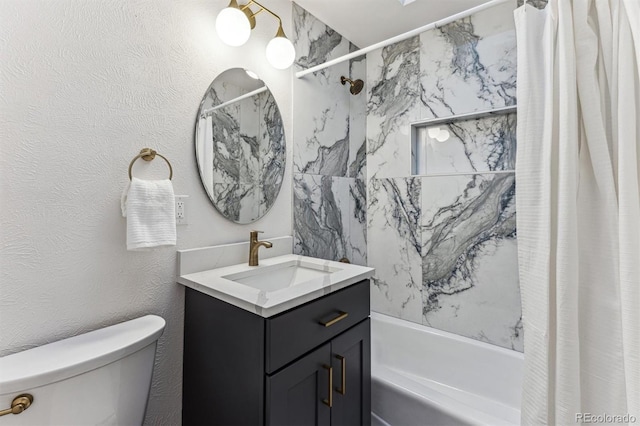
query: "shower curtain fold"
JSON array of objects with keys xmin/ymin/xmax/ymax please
[{"xmin": 514, "ymin": 1, "xmax": 640, "ymax": 425}]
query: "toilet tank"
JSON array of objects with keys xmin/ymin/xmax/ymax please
[{"xmin": 0, "ymin": 315, "xmax": 165, "ymax": 426}]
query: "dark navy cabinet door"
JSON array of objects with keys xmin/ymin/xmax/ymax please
[
  {"xmin": 266, "ymin": 343, "xmax": 332, "ymax": 426},
  {"xmin": 331, "ymin": 319, "xmax": 371, "ymax": 426},
  {"xmin": 266, "ymin": 319, "xmax": 371, "ymax": 426}
]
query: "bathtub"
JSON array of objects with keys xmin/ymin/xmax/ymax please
[{"xmin": 370, "ymin": 312, "xmax": 523, "ymax": 426}]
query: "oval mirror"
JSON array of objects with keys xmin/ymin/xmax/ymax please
[{"xmin": 195, "ymin": 68, "xmax": 286, "ymax": 224}]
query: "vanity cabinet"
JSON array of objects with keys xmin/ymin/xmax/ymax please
[
  {"xmin": 267, "ymin": 319, "xmax": 370, "ymax": 426},
  {"xmin": 182, "ymin": 280, "xmax": 371, "ymax": 426}
]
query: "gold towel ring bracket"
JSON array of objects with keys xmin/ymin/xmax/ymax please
[{"xmin": 128, "ymin": 148, "xmax": 173, "ymax": 180}]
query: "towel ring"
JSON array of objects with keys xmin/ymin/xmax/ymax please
[{"xmin": 128, "ymin": 148, "xmax": 173, "ymax": 180}]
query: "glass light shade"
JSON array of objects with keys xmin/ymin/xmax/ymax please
[
  {"xmin": 435, "ymin": 129, "xmax": 450, "ymax": 142},
  {"xmin": 427, "ymin": 127, "xmax": 440, "ymax": 138},
  {"xmin": 245, "ymin": 69, "xmax": 260, "ymax": 79},
  {"xmin": 265, "ymin": 36, "xmax": 296, "ymax": 69},
  {"xmin": 216, "ymin": 7, "xmax": 251, "ymax": 46}
]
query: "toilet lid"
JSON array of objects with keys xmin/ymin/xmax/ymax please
[{"xmin": 0, "ymin": 315, "xmax": 165, "ymax": 395}]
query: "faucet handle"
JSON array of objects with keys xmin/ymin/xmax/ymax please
[{"xmin": 250, "ymin": 230, "xmax": 263, "ymax": 240}]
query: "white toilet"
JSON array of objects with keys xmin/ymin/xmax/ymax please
[{"xmin": 0, "ymin": 315, "xmax": 165, "ymax": 425}]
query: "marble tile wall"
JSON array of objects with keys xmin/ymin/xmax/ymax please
[
  {"xmin": 368, "ymin": 177, "xmax": 423, "ymax": 323},
  {"xmin": 292, "ymin": 1, "xmax": 523, "ymax": 350},
  {"xmin": 208, "ymin": 88, "xmax": 283, "ymax": 223},
  {"xmin": 366, "ymin": 1, "xmax": 523, "ymax": 351},
  {"xmin": 419, "ymin": 113, "xmax": 517, "ymax": 174},
  {"xmin": 259, "ymin": 92, "xmax": 286, "ymax": 212},
  {"xmin": 517, "ymin": 0, "xmax": 548, "ymax": 8},
  {"xmin": 421, "ymin": 173, "xmax": 521, "ymax": 350},
  {"xmin": 292, "ymin": 3, "xmax": 367, "ymax": 266}
]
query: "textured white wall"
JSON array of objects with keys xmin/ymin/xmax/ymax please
[{"xmin": 0, "ymin": 0, "xmax": 293, "ymax": 424}]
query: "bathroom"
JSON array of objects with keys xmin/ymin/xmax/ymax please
[{"xmin": 1, "ymin": 0, "xmax": 638, "ymax": 425}]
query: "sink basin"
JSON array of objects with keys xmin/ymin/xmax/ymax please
[
  {"xmin": 222, "ymin": 260, "xmax": 342, "ymax": 292},
  {"xmin": 177, "ymin": 254, "xmax": 374, "ymax": 317}
]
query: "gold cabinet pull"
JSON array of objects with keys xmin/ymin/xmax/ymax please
[
  {"xmin": 322, "ymin": 365, "xmax": 333, "ymax": 408},
  {"xmin": 320, "ymin": 312, "xmax": 348, "ymax": 327},
  {"xmin": 0, "ymin": 394, "xmax": 33, "ymax": 417},
  {"xmin": 335, "ymin": 355, "xmax": 346, "ymax": 395}
]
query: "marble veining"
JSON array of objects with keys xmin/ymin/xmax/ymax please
[
  {"xmin": 348, "ymin": 178, "xmax": 367, "ymax": 265},
  {"xmin": 294, "ymin": 174, "xmax": 348, "ymax": 261},
  {"xmin": 517, "ymin": 0, "xmax": 548, "ymax": 8},
  {"xmin": 211, "ymin": 183, "xmax": 261, "ymax": 224},
  {"xmin": 419, "ymin": 113, "xmax": 517, "ymax": 174},
  {"xmin": 198, "ymin": 75, "xmax": 285, "ymax": 224},
  {"xmin": 210, "ymin": 95, "xmax": 260, "ymax": 185},
  {"xmin": 292, "ymin": 3, "xmax": 351, "ymax": 177},
  {"xmin": 368, "ymin": 178, "xmax": 423, "ymax": 323},
  {"xmin": 294, "ymin": 2, "xmax": 521, "ymax": 350},
  {"xmin": 348, "ymin": 141, "xmax": 367, "ymax": 179},
  {"xmin": 298, "ymin": 130, "xmax": 350, "ymax": 176},
  {"xmin": 292, "ymin": 3, "xmax": 367, "ymax": 266},
  {"xmin": 364, "ymin": 1, "xmax": 522, "ymax": 351},
  {"xmin": 293, "ymin": 174, "xmax": 367, "ymax": 265},
  {"xmin": 367, "ymin": 36, "xmax": 422, "ymax": 179},
  {"xmin": 293, "ymin": 2, "xmax": 347, "ymax": 70},
  {"xmin": 259, "ymin": 92, "xmax": 286, "ymax": 207},
  {"xmin": 348, "ymin": 53, "xmax": 367, "ymax": 180},
  {"xmin": 421, "ymin": 173, "xmax": 522, "ymax": 351},
  {"xmin": 420, "ymin": 2, "xmax": 517, "ymax": 119}
]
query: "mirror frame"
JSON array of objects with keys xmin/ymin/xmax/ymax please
[{"xmin": 194, "ymin": 68, "xmax": 286, "ymax": 224}]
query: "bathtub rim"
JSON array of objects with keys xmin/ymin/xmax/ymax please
[
  {"xmin": 370, "ymin": 310, "xmax": 524, "ymax": 425},
  {"xmin": 370, "ymin": 311, "xmax": 524, "ymax": 361}
]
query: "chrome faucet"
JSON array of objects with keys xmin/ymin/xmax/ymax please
[{"xmin": 249, "ymin": 230, "xmax": 272, "ymax": 266}]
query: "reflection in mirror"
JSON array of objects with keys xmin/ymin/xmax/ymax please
[{"xmin": 196, "ymin": 68, "xmax": 285, "ymax": 223}]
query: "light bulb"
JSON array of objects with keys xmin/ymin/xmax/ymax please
[
  {"xmin": 266, "ymin": 36, "xmax": 295, "ymax": 69},
  {"xmin": 427, "ymin": 127, "xmax": 440, "ymax": 138},
  {"xmin": 245, "ymin": 69, "xmax": 260, "ymax": 79},
  {"xmin": 435, "ymin": 129, "xmax": 450, "ymax": 142},
  {"xmin": 215, "ymin": 7, "xmax": 251, "ymax": 46}
]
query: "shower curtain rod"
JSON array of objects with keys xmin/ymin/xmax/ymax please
[
  {"xmin": 200, "ymin": 86, "xmax": 268, "ymax": 117},
  {"xmin": 295, "ymin": 0, "xmax": 511, "ymax": 79}
]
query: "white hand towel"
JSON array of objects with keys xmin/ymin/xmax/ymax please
[{"xmin": 121, "ymin": 177, "xmax": 176, "ymax": 251}]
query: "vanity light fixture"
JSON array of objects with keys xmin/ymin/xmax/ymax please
[{"xmin": 215, "ymin": 0, "xmax": 296, "ymax": 70}]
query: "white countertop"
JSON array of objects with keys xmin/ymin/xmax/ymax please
[{"xmin": 177, "ymin": 254, "xmax": 374, "ymax": 317}]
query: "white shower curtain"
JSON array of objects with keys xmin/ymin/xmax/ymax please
[{"xmin": 514, "ymin": 1, "xmax": 639, "ymax": 425}]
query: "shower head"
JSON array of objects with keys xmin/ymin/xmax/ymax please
[{"xmin": 340, "ymin": 76, "xmax": 364, "ymax": 95}]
